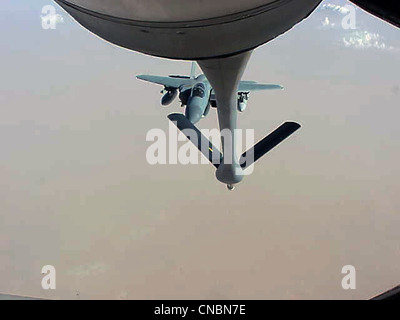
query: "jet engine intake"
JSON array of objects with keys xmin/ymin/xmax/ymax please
[
  {"xmin": 161, "ymin": 88, "xmax": 178, "ymax": 106},
  {"xmin": 237, "ymin": 93, "xmax": 249, "ymax": 112}
]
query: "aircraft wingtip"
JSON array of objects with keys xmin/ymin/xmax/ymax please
[{"xmin": 136, "ymin": 75, "xmax": 148, "ymax": 81}]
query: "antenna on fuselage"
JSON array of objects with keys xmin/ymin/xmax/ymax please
[{"xmin": 190, "ymin": 62, "xmax": 197, "ymax": 79}]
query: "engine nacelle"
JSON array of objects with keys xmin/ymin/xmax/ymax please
[
  {"xmin": 161, "ymin": 89, "xmax": 178, "ymax": 106},
  {"xmin": 179, "ymin": 89, "xmax": 191, "ymax": 106},
  {"xmin": 237, "ymin": 94, "xmax": 248, "ymax": 112}
]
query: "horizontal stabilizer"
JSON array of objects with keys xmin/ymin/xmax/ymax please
[
  {"xmin": 167, "ymin": 113, "xmax": 222, "ymax": 168},
  {"xmin": 240, "ymin": 122, "xmax": 301, "ymax": 169}
]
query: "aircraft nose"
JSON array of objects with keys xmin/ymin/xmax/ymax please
[{"xmin": 185, "ymin": 99, "xmax": 203, "ymax": 124}]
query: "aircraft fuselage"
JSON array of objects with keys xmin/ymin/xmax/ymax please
[{"xmin": 183, "ymin": 75, "xmax": 211, "ymax": 124}]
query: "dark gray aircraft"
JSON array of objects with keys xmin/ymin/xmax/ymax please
[{"xmin": 137, "ymin": 63, "xmax": 283, "ymax": 124}]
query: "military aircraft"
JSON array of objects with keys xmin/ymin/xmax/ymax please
[
  {"xmin": 137, "ymin": 63, "xmax": 297, "ymax": 191},
  {"xmin": 137, "ymin": 63, "xmax": 283, "ymax": 124}
]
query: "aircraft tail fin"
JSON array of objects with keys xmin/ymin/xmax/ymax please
[
  {"xmin": 240, "ymin": 122, "xmax": 301, "ymax": 169},
  {"xmin": 167, "ymin": 113, "xmax": 222, "ymax": 168},
  {"xmin": 190, "ymin": 62, "xmax": 196, "ymax": 79}
]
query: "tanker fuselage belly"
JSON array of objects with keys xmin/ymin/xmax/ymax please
[{"xmin": 54, "ymin": 0, "xmax": 321, "ymax": 60}]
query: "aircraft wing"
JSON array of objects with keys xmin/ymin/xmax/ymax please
[
  {"xmin": 238, "ymin": 81, "xmax": 283, "ymax": 92},
  {"xmin": 136, "ymin": 75, "xmax": 192, "ymax": 89},
  {"xmin": 210, "ymin": 81, "xmax": 283, "ymax": 99}
]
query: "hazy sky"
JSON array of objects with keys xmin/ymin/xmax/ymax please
[{"xmin": 1, "ymin": 0, "xmax": 399, "ymax": 299}]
